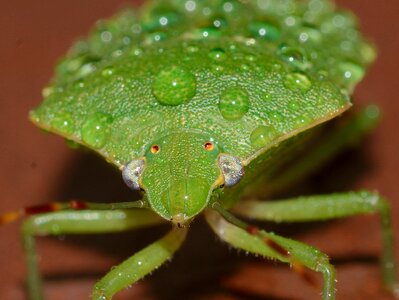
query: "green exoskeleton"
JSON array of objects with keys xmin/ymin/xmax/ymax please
[{"xmin": 1, "ymin": 0, "xmax": 398, "ymax": 299}]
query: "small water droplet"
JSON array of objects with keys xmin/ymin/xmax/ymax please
[
  {"xmin": 208, "ymin": 48, "xmax": 226, "ymax": 61},
  {"xmin": 269, "ymin": 111, "xmax": 284, "ymax": 123},
  {"xmin": 212, "ymin": 16, "xmax": 227, "ymax": 29},
  {"xmin": 218, "ymin": 87, "xmax": 250, "ymax": 121},
  {"xmin": 129, "ymin": 47, "xmax": 143, "ymax": 57},
  {"xmin": 144, "ymin": 32, "xmax": 167, "ymax": 44},
  {"xmin": 100, "ymin": 31, "xmax": 113, "ymax": 43},
  {"xmin": 101, "ymin": 67, "xmax": 114, "ymax": 77},
  {"xmin": 292, "ymin": 114, "xmax": 312, "ymax": 127},
  {"xmin": 246, "ymin": 54, "xmax": 256, "ymax": 62},
  {"xmin": 152, "ymin": 67, "xmax": 197, "ymax": 106},
  {"xmin": 143, "ymin": 12, "xmax": 180, "ymax": 32},
  {"xmin": 338, "ymin": 62, "xmax": 365, "ymax": 87},
  {"xmin": 51, "ymin": 112, "xmax": 75, "ymax": 134},
  {"xmin": 240, "ymin": 64, "xmax": 250, "ymax": 71},
  {"xmin": 81, "ymin": 112, "xmax": 113, "ymax": 148},
  {"xmin": 298, "ymin": 26, "xmax": 322, "ymax": 43},
  {"xmin": 283, "ymin": 72, "xmax": 312, "ymax": 93},
  {"xmin": 250, "ymin": 125, "xmax": 280, "ymax": 149},
  {"xmin": 185, "ymin": 0, "xmax": 197, "ymax": 12},
  {"xmin": 278, "ymin": 45, "xmax": 309, "ymax": 70},
  {"xmin": 211, "ymin": 65, "xmax": 224, "ymax": 73},
  {"xmin": 192, "ymin": 27, "xmax": 222, "ymax": 39},
  {"xmin": 185, "ymin": 45, "xmax": 199, "ymax": 53},
  {"xmin": 223, "ymin": 2, "xmax": 234, "ymax": 12},
  {"xmin": 248, "ymin": 22, "xmax": 281, "ymax": 41}
]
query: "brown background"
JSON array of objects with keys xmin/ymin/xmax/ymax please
[{"xmin": 1, "ymin": 1, "xmax": 399, "ymax": 299}]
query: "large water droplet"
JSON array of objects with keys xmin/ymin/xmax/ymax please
[
  {"xmin": 250, "ymin": 125, "xmax": 280, "ymax": 149},
  {"xmin": 51, "ymin": 112, "xmax": 75, "ymax": 134},
  {"xmin": 81, "ymin": 112, "xmax": 113, "ymax": 148},
  {"xmin": 248, "ymin": 22, "xmax": 281, "ymax": 41},
  {"xmin": 278, "ymin": 45, "xmax": 309, "ymax": 70},
  {"xmin": 152, "ymin": 67, "xmax": 197, "ymax": 106},
  {"xmin": 218, "ymin": 87, "xmax": 249, "ymax": 121},
  {"xmin": 283, "ymin": 72, "xmax": 312, "ymax": 93}
]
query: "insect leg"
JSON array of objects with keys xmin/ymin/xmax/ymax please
[
  {"xmin": 22, "ymin": 208, "xmax": 165, "ymax": 300},
  {"xmin": 0, "ymin": 199, "xmax": 145, "ymax": 226},
  {"xmin": 233, "ymin": 191, "xmax": 398, "ymax": 294},
  {"xmin": 265, "ymin": 105, "xmax": 380, "ymax": 195},
  {"xmin": 205, "ymin": 207, "xmax": 336, "ymax": 300},
  {"xmin": 92, "ymin": 226, "xmax": 188, "ymax": 300}
]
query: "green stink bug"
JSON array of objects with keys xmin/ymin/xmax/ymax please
[{"xmin": 1, "ymin": 0, "xmax": 398, "ymax": 299}]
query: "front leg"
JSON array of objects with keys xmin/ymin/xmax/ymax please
[
  {"xmin": 92, "ymin": 226, "xmax": 187, "ymax": 300},
  {"xmin": 22, "ymin": 208, "xmax": 165, "ymax": 300}
]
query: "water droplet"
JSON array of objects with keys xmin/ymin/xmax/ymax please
[
  {"xmin": 211, "ymin": 65, "xmax": 224, "ymax": 73},
  {"xmin": 101, "ymin": 67, "xmax": 114, "ymax": 77},
  {"xmin": 338, "ymin": 62, "xmax": 365, "ymax": 87},
  {"xmin": 218, "ymin": 87, "xmax": 250, "ymax": 121},
  {"xmin": 152, "ymin": 67, "xmax": 197, "ymax": 106},
  {"xmin": 192, "ymin": 27, "xmax": 222, "ymax": 39},
  {"xmin": 185, "ymin": 0, "xmax": 197, "ymax": 12},
  {"xmin": 100, "ymin": 31, "xmax": 112, "ymax": 43},
  {"xmin": 246, "ymin": 54, "xmax": 256, "ymax": 62},
  {"xmin": 269, "ymin": 111, "xmax": 284, "ymax": 123},
  {"xmin": 264, "ymin": 93, "xmax": 272, "ymax": 101},
  {"xmin": 283, "ymin": 72, "xmax": 312, "ymax": 93},
  {"xmin": 278, "ymin": 45, "xmax": 309, "ymax": 70},
  {"xmin": 250, "ymin": 125, "xmax": 280, "ymax": 149},
  {"xmin": 298, "ymin": 26, "xmax": 322, "ymax": 43},
  {"xmin": 212, "ymin": 16, "xmax": 227, "ymax": 29},
  {"xmin": 248, "ymin": 22, "xmax": 281, "ymax": 41},
  {"xmin": 73, "ymin": 80, "xmax": 85, "ymax": 89},
  {"xmin": 129, "ymin": 47, "xmax": 143, "ymax": 57},
  {"xmin": 185, "ymin": 44, "xmax": 199, "ymax": 53},
  {"xmin": 208, "ymin": 48, "xmax": 226, "ymax": 61},
  {"xmin": 142, "ymin": 12, "xmax": 180, "ymax": 32},
  {"xmin": 240, "ymin": 64, "xmax": 250, "ymax": 71},
  {"xmin": 81, "ymin": 112, "xmax": 113, "ymax": 148},
  {"xmin": 292, "ymin": 114, "xmax": 312, "ymax": 127},
  {"xmin": 51, "ymin": 112, "xmax": 75, "ymax": 134},
  {"xmin": 144, "ymin": 32, "xmax": 167, "ymax": 44}
]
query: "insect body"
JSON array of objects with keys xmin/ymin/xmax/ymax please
[{"xmin": 1, "ymin": 0, "xmax": 398, "ymax": 299}]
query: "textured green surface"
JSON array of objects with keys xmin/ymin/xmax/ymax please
[{"xmin": 30, "ymin": 0, "xmax": 374, "ymax": 168}]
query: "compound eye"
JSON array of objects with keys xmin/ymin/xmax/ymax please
[
  {"xmin": 218, "ymin": 154, "xmax": 244, "ymax": 187},
  {"xmin": 122, "ymin": 159, "xmax": 145, "ymax": 190},
  {"xmin": 151, "ymin": 144, "xmax": 160, "ymax": 154},
  {"xmin": 204, "ymin": 142, "xmax": 214, "ymax": 151}
]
